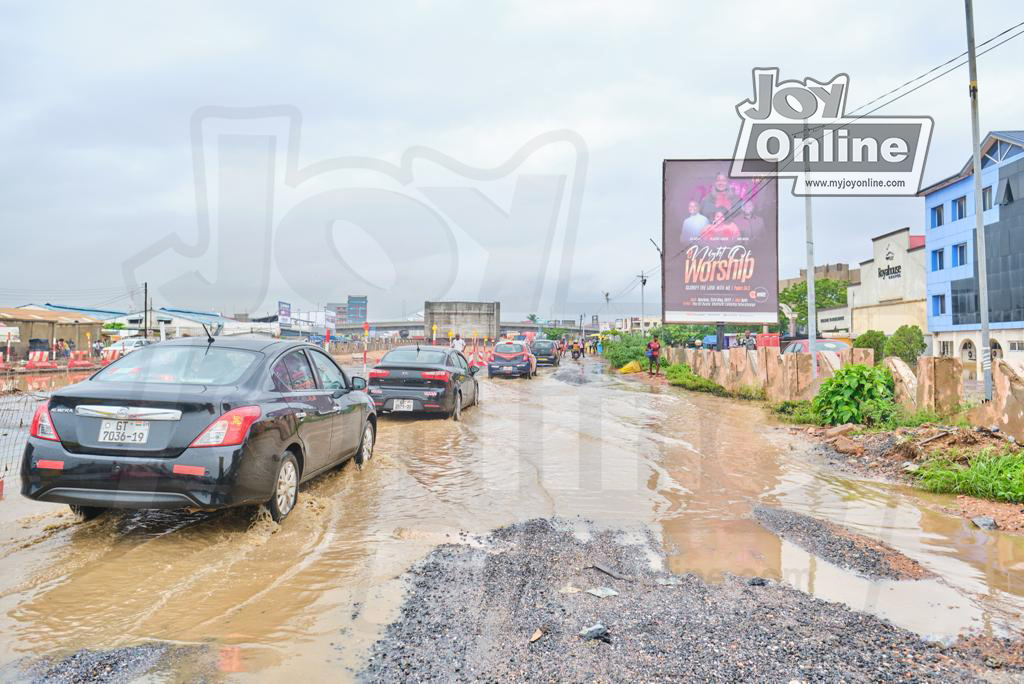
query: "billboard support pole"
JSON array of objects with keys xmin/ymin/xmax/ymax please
[
  {"xmin": 803, "ymin": 121, "xmax": 818, "ymax": 381},
  {"xmin": 716, "ymin": 323, "xmax": 725, "ymax": 351},
  {"xmin": 638, "ymin": 271, "xmax": 648, "ymax": 333}
]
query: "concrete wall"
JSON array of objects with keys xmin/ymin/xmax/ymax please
[
  {"xmin": 968, "ymin": 360, "xmax": 1024, "ymax": 438},
  {"xmin": 423, "ymin": 301, "xmax": 500, "ymax": 341}
]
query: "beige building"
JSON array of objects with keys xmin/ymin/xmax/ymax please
[
  {"xmin": 779, "ymin": 262, "xmax": 861, "ymax": 291},
  {"xmin": 847, "ymin": 227, "xmax": 927, "ymax": 337}
]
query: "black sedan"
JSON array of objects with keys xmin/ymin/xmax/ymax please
[
  {"xmin": 21, "ymin": 338, "xmax": 375, "ymax": 523},
  {"xmin": 368, "ymin": 345, "xmax": 479, "ymax": 419},
  {"xmin": 531, "ymin": 339, "xmax": 560, "ymax": 366}
]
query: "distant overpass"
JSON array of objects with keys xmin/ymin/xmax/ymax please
[{"xmin": 332, "ymin": 320, "xmax": 601, "ymax": 338}]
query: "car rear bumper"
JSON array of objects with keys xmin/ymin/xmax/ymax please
[
  {"xmin": 369, "ymin": 387, "xmax": 453, "ymax": 413},
  {"xmin": 535, "ymin": 355, "xmax": 558, "ymax": 365},
  {"xmin": 488, "ymin": 362, "xmax": 531, "ymax": 376},
  {"xmin": 20, "ymin": 438, "xmax": 272, "ymax": 510}
]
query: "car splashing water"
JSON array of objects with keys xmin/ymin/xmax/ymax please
[{"xmin": 0, "ymin": 360, "xmax": 1022, "ymax": 679}]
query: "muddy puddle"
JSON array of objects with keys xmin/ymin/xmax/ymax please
[{"xmin": 0, "ymin": 359, "xmax": 1022, "ymax": 680}]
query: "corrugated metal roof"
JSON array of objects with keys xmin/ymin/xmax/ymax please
[
  {"xmin": 158, "ymin": 308, "xmax": 237, "ymax": 325},
  {"xmin": 0, "ymin": 308, "xmax": 101, "ymax": 324},
  {"xmin": 21, "ymin": 303, "xmax": 127, "ymax": 320}
]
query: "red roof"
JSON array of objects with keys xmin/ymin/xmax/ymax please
[{"xmin": 908, "ymin": 235, "xmax": 925, "ymax": 249}]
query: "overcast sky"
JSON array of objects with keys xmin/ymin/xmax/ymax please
[{"xmin": 2, "ymin": 1, "xmax": 1023, "ymax": 321}]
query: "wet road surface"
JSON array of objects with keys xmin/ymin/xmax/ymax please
[{"xmin": 0, "ymin": 360, "xmax": 1022, "ymax": 680}]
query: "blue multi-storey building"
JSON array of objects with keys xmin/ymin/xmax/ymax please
[{"xmin": 920, "ymin": 131, "xmax": 1024, "ymax": 378}]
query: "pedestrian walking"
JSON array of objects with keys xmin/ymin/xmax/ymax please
[
  {"xmin": 451, "ymin": 334, "xmax": 466, "ymax": 353},
  {"xmin": 646, "ymin": 334, "xmax": 661, "ymax": 376}
]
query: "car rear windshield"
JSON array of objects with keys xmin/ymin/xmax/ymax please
[
  {"xmin": 494, "ymin": 343, "xmax": 523, "ymax": 353},
  {"xmin": 382, "ymin": 349, "xmax": 448, "ymax": 364},
  {"xmin": 94, "ymin": 345, "xmax": 259, "ymax": 385},
  {"xmin": 532, "ymin": 341, "xmax": 554, "ymax": 350}
]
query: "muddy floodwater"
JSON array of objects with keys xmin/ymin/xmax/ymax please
[{"xmin": 1, "ymin": 361, "xmax": 1022, "ymax": 680}]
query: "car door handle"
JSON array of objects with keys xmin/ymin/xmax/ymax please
[{"xmin": 317, "ymin": 408, "xmax": 341, "ymax": 416}]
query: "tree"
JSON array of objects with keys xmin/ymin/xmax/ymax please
[
  {"xmin": 884, "ymin": 325, "xmax": 926, "ymax": 366},
  {"xmin": 527, "ymin": 313, "xmax": 539, "ymax": 324},
  {"xmin": 853, "ymin": 330, "xmax": 887, "ymax": 365},
  {"xmin": 779, "ymin": 278, "xmax": 848, "ymax": 328}
]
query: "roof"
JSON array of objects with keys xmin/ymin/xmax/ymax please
[
  {"xmin": 19, "ymin": 303, "xmax": 127, "ymax": 321},
  {"xmin": 918, "ymin": 130, "xmax": 1024, "ymax": 196},
  {"xmin": 0, "ymin": 308, "xmax": 102, "ymax": 324},
  {"xmin": 157, "ymin": 307, "xmax": 237, "ymax": 325}
]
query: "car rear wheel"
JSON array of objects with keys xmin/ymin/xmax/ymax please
[
  {"xmin": 451, "ymin": 392, "xmax": 462, "ymax": 421},
  {"xmin": 268, "ymin": 454, "xmax": 299, "ymax": 523},
  {"xmin": 356, "ymin": 421, "xmax": 375, "ymax": 466},
  {"xmin": 69, "ymin": 504, "xmax": 106, "ymax": 521}
]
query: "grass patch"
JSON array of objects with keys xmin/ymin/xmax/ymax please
[
  {"xmin": 769, "ymin": 400, "xmax": 821, "ymax": 425},
  {"xmin": 663, "ymin": 363, "xmax": 764, "ymax": 399},
  {"xmin": 916, "ymin": 447, "xmax": 1024, "ymax": 503}
]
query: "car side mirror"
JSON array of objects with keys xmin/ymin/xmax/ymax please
[
  {"xmin": 469, "ymin": 365, "xmax": 480, "ymax": 375},
  {"xmin": 350, "ymin": 376, "xmax": 367, "ymax": 391}
]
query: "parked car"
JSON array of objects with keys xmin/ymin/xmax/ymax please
[
  {"xmin": 368, "ymin": 345, "xmax": 479, "ymax": 419},
  {"xmin": 488, "ymin": 341, "xmax": 537, "ymax": 378},
  {"xmin": 103, "ymin": 338, "xmax": 154, "ymax": 355},
  {"xmin": 781, "ymin": 338, "xmax": 852, "ymax": 354},
  {"xmin": 531, "ymin": 339, "xmax": 560, "ymax": 366},
  {"xmin": 21, "ymin": 338, "xmax": 375, "ymax": 523}
]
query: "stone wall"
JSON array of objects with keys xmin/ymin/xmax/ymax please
[{"xmin": 967, "ymin": 360, "xmax": 1024, "ymax": 439}]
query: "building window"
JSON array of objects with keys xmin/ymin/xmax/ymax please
[
  {"xmin": 931, "ymin": 248, "xmax": 945, "ymax": 271},
  {"xmin": 952, "ymin": 195, "xmax": 967, "ymax": 221},
  {"xmin": 930, "ymin": 204, "xmax": 944, "ymax": 228},
  {"xmin": 939, "ymin": 340, "xmax": 954, "ymax": 357},
  {"xmin": 932, "ymin": 294, "xmax": 946, "ymax": 316},
  {"xmin": 952, "ymin": 242, "xmax": 967, "ymax": 267},
  {"xmin": 1010, "ymin": 341, "xmax": 1024, "ymax": 352},
  {"xmin": 982, "ymin": 186, "xmax": 993, "ymax": 211}
]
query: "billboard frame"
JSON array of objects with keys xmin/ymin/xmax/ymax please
[{"xmin": 661, "ymin": 158, "xmax": 779, "ymax": 326}]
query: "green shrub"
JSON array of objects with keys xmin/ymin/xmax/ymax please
[
  {"xmin": 602, "ymin": 334, "xmax": 661, "ymax": 369},
  {"xmin": 664, "ymin": 363, "xmax": 727, "ymax": 395},
  {"xmin": 812, "ymin": 364, "xmax": 895, "ymax": 425},
  {"xmin": 853, "ymin": 330, "xmax": 886, "ymax": 365},
  {"xmin": 916, "ymin": 448, "xmax": 1024, "ymax": 503},
  {"xmin": 883, "ymin": 324, "xmax": 926, "ymax": 366}
]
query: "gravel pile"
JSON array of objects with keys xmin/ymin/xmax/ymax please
[
  {"xmin": 6, "ymin": 643, "xmax": 211, "ymax": 684},
  {"xmin": 360, "ymin": 518, "xmax": 983, "ymax": 682},
  {"xmin": 753, "ymin": 505, "xmax": 932, "ymax": 581}
]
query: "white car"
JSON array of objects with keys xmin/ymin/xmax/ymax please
[{"xmin": 103, "ymin": 338, "xmax": 154, "ymax": 355}]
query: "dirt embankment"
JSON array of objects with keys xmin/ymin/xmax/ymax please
[
  {"xmin": 360, "ymin": 518, "xmax": 1003, "ymax": 682},
  {"xmin": 791, "ymin": 423, "xmax": 1024, "ymax": 534},
  {"xmin": 753, "ymin": 505, "xmax": 933, "ymax": 581}
]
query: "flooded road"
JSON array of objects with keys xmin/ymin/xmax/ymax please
[{"xmin": 0, "ymin": 360, "xmax": 1022, "ymax": 680}]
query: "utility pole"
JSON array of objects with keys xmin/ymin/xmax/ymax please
[
  {"xmin": 143, "ymin": 281, "xmax": 148, "ymax": 339},
  {"xmin": 638, "ymin": 271, "xmax": 648, "ymax": 333},
  {"xmin": 803, "ymin": 121, "xmax": 818, "ymax": 380},
  {"xmin": 965, "ymin": 0, "xmax": 992, "ymax": 401}
]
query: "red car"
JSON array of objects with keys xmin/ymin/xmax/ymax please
[{"xmin": 487, "ymin": 342, "xmax": 537, "ymax": 378}]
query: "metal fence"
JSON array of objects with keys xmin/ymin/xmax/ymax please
[{"xmin": 0, "ymin": 388, "xmax": 44, "ymax": 486}]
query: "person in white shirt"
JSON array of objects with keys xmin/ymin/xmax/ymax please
[{"xmin": 451, "ymin": 334, "xmax": 466, "ymax": 353}]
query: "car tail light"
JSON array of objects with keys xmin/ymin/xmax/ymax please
[
  {"xmin": 368, "ymin": 368, "xmax": 390, "ymax": 379},
  {"xmin": 420, "ymin": 370, "xmax": 450, "ymax": 382},
  {"xmin": 189, "ymin": 406, "xmax": 261, "ymax": 448},
  {"xmin": 29, "ymin": 401, "xmax": 60, "ymax": 441}
]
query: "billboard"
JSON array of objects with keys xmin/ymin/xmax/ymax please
[
  {"xmin": 278, "ymin": 301, "xmax": 292, "ymax": 327},
  {"xmin": 662, "ymin": 159, "xmax": 778, "ymax": 324}
]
